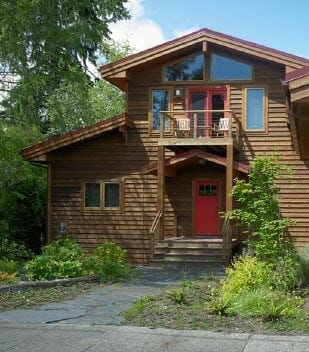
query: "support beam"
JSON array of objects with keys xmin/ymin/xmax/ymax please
[
  {"xmin": 223, "ymin": 144, "xmax": 234, "ymax": 261},
  {"xmin": 157, "ymin": 146, "xmax": 165, "ymax": 241}
]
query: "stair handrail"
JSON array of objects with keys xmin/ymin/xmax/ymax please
[{"xmin": 149, "ymin": 210, "xmax": 162, "ymax": 261}]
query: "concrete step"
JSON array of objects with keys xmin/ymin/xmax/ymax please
[
  {"xmin": 155, "ymin": 241, "xmax": 224, "ymax": 250},
  {"xmin": 154, "ymin": 248, "xmax": 222, "ymax": 256},
  {"xmin": 151, "ymin": 256, "xmax": 225, "ymax": 264},
  {"xmin": 153, "ymin": 253, "xmax": 224, "ymax": 261}
]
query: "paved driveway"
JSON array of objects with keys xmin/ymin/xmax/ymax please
[{"xmin": 0, "ymin": 265, "xmax": 218, "ymax": 325}]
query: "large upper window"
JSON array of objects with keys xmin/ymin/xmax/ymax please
[
  {"xmin": 164, "ymin": 53, "xmax": 204, "ymax": 81},
  {"xmin": 151, "ymin": 89, "xmax": 170, "ymax": 131},
  {"xmin": 244, "ymin": 87, "xmax": 266, "ymax": 131},
  {"xmin": 210, "ymin": 53, "xmax": 252, "ymax": 81}
]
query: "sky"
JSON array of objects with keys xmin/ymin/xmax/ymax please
[{"xmin": 109, "ymin": 0, "xmax": 309, "ymax": 59}]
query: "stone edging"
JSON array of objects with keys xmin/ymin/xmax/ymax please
[{"xmin": 0, "ymin": 275, "xmax": 99, "ymax": 294}]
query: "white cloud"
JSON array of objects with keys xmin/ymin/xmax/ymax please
[
  {"xmin": 109, "ymin": 0, "xmax": 165, "ymax": 53},
  {"xmin": 173, "ymin": 27, "xmax": 199, "ymax": 38}
]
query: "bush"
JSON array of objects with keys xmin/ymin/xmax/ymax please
[
  {"xmin": 221, "ymin": 255, "xmax": 272, "ymax": 304},
  {"xmin": 0, "ymin": 258, "xmax": 17, "ymax": 274},
  {"xmin": 26, "ymin": 236, "xmax": 84, "ymax": 280},
  {"xmin": 297, "ymin": 246, "xmax": 309, "ymax": 287},
  {"xmin": 0, "ymin": 239, "xmax": 33, "ymax": 262},
  {"xmin": 83, "ymin": 242, "xmax": 130, "ymax": 281},
  {"xmin": 230, "ymin": 287, "xmax": 303, "ymax": 320}
]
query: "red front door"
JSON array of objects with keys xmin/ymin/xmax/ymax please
[{"xmin": 195, "ymin": 180, "xmax": 219, "ymax": 235}]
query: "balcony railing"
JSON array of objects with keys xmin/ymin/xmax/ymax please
[{"xmin": 158, "ymin": 110, "xmax": 240, "ymax": 147}]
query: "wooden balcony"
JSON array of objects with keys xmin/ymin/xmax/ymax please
[{"xmin": 158, "ymin": 110, "xmax": 240, "ymax": 150}]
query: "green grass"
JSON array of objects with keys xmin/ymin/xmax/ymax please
[
  {"xmin": 0, "ymin": 282, "xmax": 101, "ymax": 312},
  {"xmin": 123, "ymin": 277, "xmax": 309, "ymax": 335}
]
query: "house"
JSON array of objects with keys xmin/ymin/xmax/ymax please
[{"xmin": 22, "ymin": 28, "xmax": 309, "ymax": 265}]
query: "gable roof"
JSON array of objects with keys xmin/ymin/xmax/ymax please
[
  {"xmin": 143, "ymin": 149, "xmax": 250, "ymax": 175},
  {"xmin": 22, "ymin": 113, "xmax": 134, "ymax": 162},
  {"xmin": 100, "ymin": 28, "xmax": 308, "ymax": 89}
]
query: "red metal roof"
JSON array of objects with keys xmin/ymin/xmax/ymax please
[
  {"xmin": 144, "ymin": 149, "xmax": 250, "ymax": 174},
  {"xmin": 100, "ymin": 27, "xmax": 308, "ymax": 74},
  {"xmin": 285, "ymin": 66, "xmax": 309, "ymax": 82}
]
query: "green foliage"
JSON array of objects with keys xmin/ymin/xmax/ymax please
[
  {"xmin": 226, "ymin": 155, "xmax": 300, "ymax": 290},
  {"xmin": 205, "ymin": 288, "xmax": 229, "ymax": 316},
  {"xmin": 26, "ymin": 236, "xmax": 85, "ymax": 280},
  {"xmin": 221, "ymin": 255, "xmax": 272, "ymax": 303},
  {"xmin": 124, "ymin": 296, "xmax": 154, "ymax": 320},
  {"xmin": 226, "ymin": 155, "xmax": 294, "ymax": 263},
  {"xmin": 166, "ymin": 288, "xmax": 188, "ymax": 305},
  {"xmin": 230, "ymin": 287, "xmax": 303, "ymax": 320},
  {"xmin": 83, "ymin": 241, "xmax": 130, "ymax": 281},
  {"xmin": 0, "ymin": 125, "xmax": 46, "ymax": 254},
  {"xmin": 0, "ymin": 258, "xmax": 17, "ymax": 275},
  {"xmin": 0, "ymin": 0, "xmax": 129, "ymax": 130},
  {"xmin": 297, "ymin": 247, "xmax": 309, "ymax": 287},
  {"xmin": 0, "ymin": 240, "xmax": 33, "ymax": 262}
]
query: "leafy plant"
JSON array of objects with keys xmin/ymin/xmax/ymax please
[
  {"xmin": 226, "ymin": 155, "xmax": 294, "ymax": 262},
  {"xmin": 124, "ymin": 296, "xmax": 154, "ymax": 320},
  {"xmin": 0, "ymin": 258, "xmax": 17, "ymax": 275},
  {"xmin": 230, "ymin": 287, "xmax": 303, "ymax": 320},
  {"xmin": 83, "ymin": 241, "xmax": 130, "ymax": 281},
  {"xmin": 0, "ymin": 272, "xmax": 17, "ymax": 285},
  {"xmin": 166, "ymin": 288, "xmax": 188, "ymax": 305},
  {"xmin": 220, "ymin": 255, "xmax": 272, "ymax": 303},
  {"xmin": 26, "ymin": 236, "xmax": 84, "ymax": 280},
  {"xmin": 297, "ymin": 246, "xmax": 309, "ymax": 287}
]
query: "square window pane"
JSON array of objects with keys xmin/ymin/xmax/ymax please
[
  {"xmin": 105, "ymin": 183, "xmax": 120, "ymax": 208},
  {"xmin": 199, "ymin": 184, "xmax": 204, "ymax": 196},
  {"xmin": 85, "ymin": 183, "xmax": 100, "ymax": 208},
  {"xmin": 246, "ymin": 88, "xmax": 264, "ymax": 130}
]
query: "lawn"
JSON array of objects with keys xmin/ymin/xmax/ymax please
[{"xmin": 123, "ymin": 276, "xmax": 309, "ymax": 335}]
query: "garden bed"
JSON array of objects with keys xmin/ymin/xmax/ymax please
[{"xmin": 123, "ymin": 277, "xmax": 309, "ymax": 335}]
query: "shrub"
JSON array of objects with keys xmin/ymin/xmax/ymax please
[
  {"xmin": 0, "ymin": 272, "xmax": 17, "ymax": 284},
  {"xmin": 0, "ymin": 258, "xmax": 17, "ymax": 275},
  {"xmin": 230, "ymin": 287, "xmax": 303, "ymax": 320},
  {"xmin": 26, "ymin": 236, "xmax": 84, "ymax": 280},
  {"xmin": 221, "ymin": 255, "xmax": 272, "ymax": 304},
  {"xmin": 83, "ymin": 242, "xmax": 130, "ymax": 281},
  {"xmin": 166, "ymin": 288, "xmax": 188, "ymax": 305},
  {"xmin": 0, "ymin": 239, "xmax": 33, "ymax": 262},
  {"xmin": 297, "ymin": 246, "xmax": 309, "ymax": 288}
]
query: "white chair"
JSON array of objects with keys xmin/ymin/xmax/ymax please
[
  {"xmin": 218, "ymin": 118, "xmax": 230, "ymax": 137},
  {"xmin": 177, "ymin": 118, "xmax": 190, "ymax": 131}
]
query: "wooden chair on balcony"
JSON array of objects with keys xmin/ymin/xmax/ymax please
[{"xmin": 176, "ymin": 118, "xmax": 190, "ymax": 137}]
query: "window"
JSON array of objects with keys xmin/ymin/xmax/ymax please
[
  {"xmin": 151, "ymin": 89, "xmax": 170, "ymax": 131},
  {"xmin": 84, "ymin": 182, "xmax": 101, "ymax": 208},
  {"xmin": 163, "ymin": 53, "xmax": 204, "ymax": 81},
  {"xmin": 83, "ymin": 181, "xmax": 122, "ymax": 210},
  {"xmin": 244, "ymin": 87, "xmax": 266, "ymax": 131},
  {"xmin": 104, "ymin": 182, "xmax": 120, "ymax": 208},
  {"xmin": 210, "ymin": 53, "xmax": 252, "ymax": 81}
]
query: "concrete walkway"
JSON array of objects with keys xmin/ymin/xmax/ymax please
[
  {"xmin": 1, "ymin": 322, "xmax": 308, "ymax": 352},
  {"xmin": 0, "ymin": 266, "xmax": 217, "ymax": 325}
]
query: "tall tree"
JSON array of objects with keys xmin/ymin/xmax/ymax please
[{"xmin": 0, "ymin": 0, "xmax": 129, "ymax": 131}]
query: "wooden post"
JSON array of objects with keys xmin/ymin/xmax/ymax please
[
  {"xmin": 160, "ymin": 113, "xmax": 164, "ymax": 139},
  {"xmin": 224, "ymin": 144, "xmax": 234, "ymax": 260},
  {"xmin": 193, "ymin": 113, "xmax": 197, "ymax": 138},
  {"xmin": 157, "ymin": 146, "xmax": 165, "ymax": 241}
]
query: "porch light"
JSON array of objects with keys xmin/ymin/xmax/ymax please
[{"xmin": 175, "ymin": 87, "xmax": 182, "ymax": 97}]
